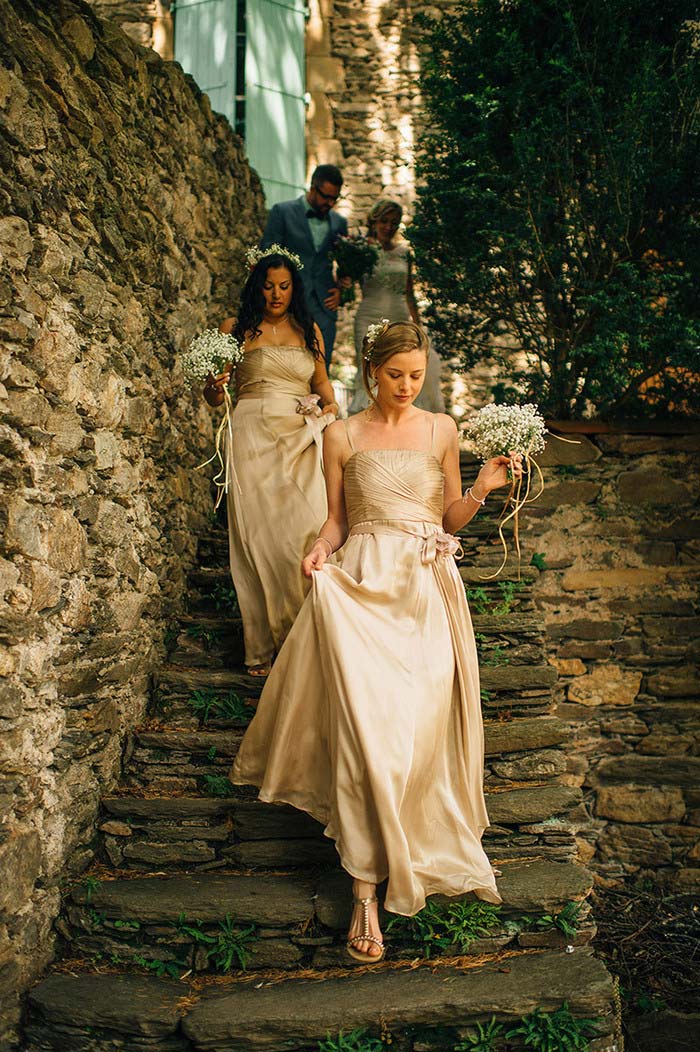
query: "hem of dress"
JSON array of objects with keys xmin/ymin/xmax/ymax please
[{"xmin": 231, "ymin": 767, "xmax": 502, "ymax": 915}]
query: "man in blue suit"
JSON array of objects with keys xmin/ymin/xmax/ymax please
[{"xmin": 260, "ymin": 164, "xmax": 348, "ymax": 366}]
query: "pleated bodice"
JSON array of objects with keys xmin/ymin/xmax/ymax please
[
  {"xmin": 237, "ymin": 345, "xmax": 315, "ymax": 399},
  {"xmin": 343, "ymin": 449, "xmax": 444, "ymax": 528}
]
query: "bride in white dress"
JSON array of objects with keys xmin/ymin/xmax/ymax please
[{"xmin": 348, "ymin": 198, "xmax": 445, "ymax": 415}]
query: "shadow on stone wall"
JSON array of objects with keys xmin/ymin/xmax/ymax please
[{"xmin": 0, "ymin": 0, "xmax": 264, "ymax": 1043}]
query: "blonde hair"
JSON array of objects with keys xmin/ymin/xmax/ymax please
[
  {"xmin": 366, "ymin": 198, "xmax": 403, "ymax": 236},
  {"xmin": 361, "ymin": 321, "xmax": 429, "ymax": 401}
]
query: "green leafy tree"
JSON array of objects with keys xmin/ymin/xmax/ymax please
[{"xmin": 412, "ymin": 0, "xmax": 700, "ymax": 418}]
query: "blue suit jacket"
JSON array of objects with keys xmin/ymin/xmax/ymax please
[{"xmin": 260, "ymin": 195, "xmax": 348, "ymax": 319}]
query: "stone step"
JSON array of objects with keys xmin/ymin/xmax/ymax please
[
  {"xmin": 99, "ymin": 781, "xmax": 582, "ymax": 871},
  {"xmin": 155, "ymin": 661, "xmax": 558, "ymax": 723},
  {"xmin": 61, "ymin": 858, "xmax": 594, "ymax": 975},
  {"xmin": 165, "ymin": 612, "xmax": 548, "ymax": 673},
  {"xmin": 25, "ymin": 949, "xmax": 617, "ymax": 1052},
  {"xmin": 123, "ymin": 717, "xmax": 569, "ymax": 797},
  {"xmin": 185, "ymin": 564, "xmax": 538, "ymax": 616}
]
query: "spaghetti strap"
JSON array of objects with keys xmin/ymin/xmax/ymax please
[
  {"xmin": 343, "ymin": 418, "xmax": 357, "ymax": 453},
  {"xmin": 429, "ymin": 414, "xmax": 437, "ymax": 454}
]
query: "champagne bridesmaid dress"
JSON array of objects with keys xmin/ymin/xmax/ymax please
[
  {"xmin": 231, "ymin": 420, "xmax": 500, "ymax": 915},
  {"xmin": 227, "ymin": 345, "xmax": 330, "ymax": 669}
]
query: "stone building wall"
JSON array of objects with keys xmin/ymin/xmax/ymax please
[
  {"xmin": 88, "ymin": 0, "xmax": 173, "ymax": 56},
  {"xmin": 0, "ymin": 0, "xmax": 264, "ymax": 1044},
  {"xmin": 520, "ymin": 430, "xmax": 700, "ymax": 890}
]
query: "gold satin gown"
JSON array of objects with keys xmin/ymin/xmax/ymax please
[
  {"xmin": 227, "ymin": 345, "xmax": 329, "ymax": 668},
  {"xmin": 231, "ymin": 426, "xmax": 501, "ymax": 915}
]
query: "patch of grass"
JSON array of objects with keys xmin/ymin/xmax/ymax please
[
  {"xmin": 201, "ymin": 774, "xmax": 235, "ymax": 797},
  {"xmin": 318, "ymin": 1028, "xmax": 385, "ymax": 1052},
  {"xmin": 530, "ymin": 551, "xmax": 547, "ymax": 571},
  {"xmin": 386, "ymin": 899, "xmax": 502, "ymax": 959},
  {"xmin": 504, "ymin": 1002, "xmax": 600, "ymax": 1051}
]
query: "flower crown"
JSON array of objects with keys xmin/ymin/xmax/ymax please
[
  {"xmin": 245, "ymin": 243, "xmax": 304, "ymax": 272},
  {"xmin": 363, "ymin": 318, "xmax": 391, "ymax": 359}
]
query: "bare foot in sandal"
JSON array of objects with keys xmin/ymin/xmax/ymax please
[
  {"xmin": 247, "ymin": 664, "xmax": 271, "ymax": 677},
  {"xmin": 346, "ymin": 879, "xmax": 384, "ymax": 962}
]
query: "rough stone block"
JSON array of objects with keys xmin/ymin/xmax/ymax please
[
  {"xmin": 597, "ymin": 785, "xmax": 685, "ymax": 823},
  {"xmin": 618, "ymin": 469, "xmax": 693, "ymax": 506},
  {"xmin": 538, "ymin": 434, "xmax": 602, "ymax": 466},
  {"xmin": 568, "ymin": 665, "xmax": 642, "ymax": 707}
]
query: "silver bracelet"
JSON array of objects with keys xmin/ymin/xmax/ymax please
[
  {"xmin": 462, "ymin": 487, "xmax": 487, "ymax": 507},
  {"xmin": 314, "ymin": 536, "xmax": 333, "ymax": 555}
]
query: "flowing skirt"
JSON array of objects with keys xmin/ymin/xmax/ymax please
[
  {"xmin": 231, "ymin": 521, "xmax": 501, "ymax": 915},
  {"xmin": 226, "ymin": 396, "xmax": 328, "ymax": 667}
]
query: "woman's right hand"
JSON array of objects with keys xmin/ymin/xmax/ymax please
[
  {"xmin": 203, "ymin": 368, "xmax": 232, "ymax": 407},
  {"xmin": 301, "ymin": 539, "xmax": 331, "ymax": 578}
]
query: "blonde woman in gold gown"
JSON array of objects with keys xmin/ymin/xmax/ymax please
[
  {"xmin": 231, "ymin": 321, "xmax": 522, "ymax": 960},
  {"xmin": 204, "ymin": 249, "xmax": 338, "ymax": 676}
]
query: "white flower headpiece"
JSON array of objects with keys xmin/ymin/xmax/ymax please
[
  {"xmin": 363, "ymin": 318, "xmax": 391, "ymax": 359},
  {"xmin": 245, "ymin": 243, "xmax": 304, "ymax": 272}
]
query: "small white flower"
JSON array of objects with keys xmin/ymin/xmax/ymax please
[
  {"xmin": 363, "ymin": 318, "xmax": 391, "ymax": 358},
  {"xmin": 180, "ymin": 329, "xmax": 243, "ymax": 388},
  {"xmin": 465, "ymin": 402, "xmax": 547, "ymax": 461},
  {"xmin": 245, "ymin": 243, "xmax": 304, "ymax": 272}
]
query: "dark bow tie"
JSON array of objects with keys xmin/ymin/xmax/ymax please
[{"xmin": 306, "ymin": 208, "xmax": 327, "ymax": 220}]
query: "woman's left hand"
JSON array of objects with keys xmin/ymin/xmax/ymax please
[
  {"xmin": 322, "ymin": 402, "xmax": 339, "ymax": 417},
  {"xmin": 476, "ymin": 451, "xmax": 524, "ymax": 494}
]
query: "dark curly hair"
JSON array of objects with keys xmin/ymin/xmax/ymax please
[{"xmin": 233, "ymin": 254, "xmax": 321, "ymax": 359}]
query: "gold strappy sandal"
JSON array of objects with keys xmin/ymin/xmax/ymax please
[{"xmin": 346, "ymin": 894, "xmax": 385, "ymax": 963}]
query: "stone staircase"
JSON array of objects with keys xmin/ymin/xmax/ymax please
[{"xmin": 23, "ymin": 457, "xmax": 620, "ymax": 1051}]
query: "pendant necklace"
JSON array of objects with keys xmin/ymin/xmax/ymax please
[{"xmin": 267, "ymin": 313, "xmax": 289, "ymax": 337}]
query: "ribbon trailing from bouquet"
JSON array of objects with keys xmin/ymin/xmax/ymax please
[
  {"xmin": 480, "ymin": 431, "xmax": 581, "ymax": 581},
  {"xmin": 196, "ymin": 385, "xmax": 241, "ymax": 509}
]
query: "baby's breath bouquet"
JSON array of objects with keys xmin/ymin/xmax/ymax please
[
  {"xmin": 183, "ymin": 329, "xmax": 244, "ymax": 508},
  {"xmin": 180, "ymin": 329, "xmax": 243, "ymax": 388},
  {"xmin": 466, "ymin": 402, "xmax": 547, "ymax": 462},
  {"xmin": 465, "ymin": 403, "xmax": 548, "ymax": 580}
]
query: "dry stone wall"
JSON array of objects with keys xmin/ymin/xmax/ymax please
[
  {"xmin": 0, "ymin": 0, "xmax": 264, "ymax": 1044},
  {"xmin": 520, "ymin": 430, "xmax": 700, "ymax": 890}
]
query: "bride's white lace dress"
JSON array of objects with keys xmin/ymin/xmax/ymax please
[{"xmin": 348, "ymin": 241, "xmax": 445, "ymax": 415}]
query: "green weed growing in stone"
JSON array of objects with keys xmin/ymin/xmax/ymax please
[
  {"xmin": 454, "ymin": 1016, "xmax": 504, "ymax": 1051},
  {"xmin": 201, "ymin": 774, "xmax": 235, "ymax": 797},
  {"xmin": 112, "ymin": 919, "xmax": 141, "ymax": 932},
  {"xmin": 187, "ymin": 689, "xmax": 254, "ymax": 725},
  {"xmin": 482, "ymin": 643, "xmax": 509, "ymax": 667},
  {"xmin": 163, "ymin": 624, "xmax": 180, "ymax": 650},
  {"xmin": 530, "ymin": 551, "xmax": 547, "ymax": 571},
  {"xmin": 207, "ymin": 915, "xmax": 257, "ymax": 971},
  {"xmin": 386, "ymin": 899, "xmax": 501, "ymax": 958},
  {"xmin": 508, "ymin": 900, "xmax": 584, "ymax": 939},
  {"xmin": 466, "ymin": 586, "xmax": 490, "ymax": 614},
  {"xmin": 480, "ymin": 688, "xmax": 492, "ymax": 704},
  {"xmin": 82, "ymin": 875, "xmax": 101, "ymax": 904},
  {"xmin": 207, "ymin": 582, "xmax": 239, "ymax": 612},
  {"xmin": 318, "ymin": 1028, "xmax": 385, "ymax": 1052},
  {"xmin": 505, "ymin": 1002, "xmax": 599, "ymax": 1051},
  {"xmin": 186, "ymin": 623, "xmax": 223, "ymax": 650},
  {"xmin": 133, "ymin": 954, "xmax": 186, "ymax": 980},
  {"xmin": 556, "ymin": 465, "xmax": 580, "ymax": 478},
  {"xmin": 491, "ymin": 580, "xmax": 525, "ymax": 616}
]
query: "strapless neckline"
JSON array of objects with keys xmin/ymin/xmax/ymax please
[{"xmin": 347, "ymin": 448, "xmax": 444, "ymax": 474}]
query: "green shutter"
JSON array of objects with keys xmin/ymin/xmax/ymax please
[
  {"xmin": 245, "ymin": 0, "xmax": 307, "ymax": 205},
  {"xmin": 173, "ymin": 0, "xmax": 238, "ymax": 127}
]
